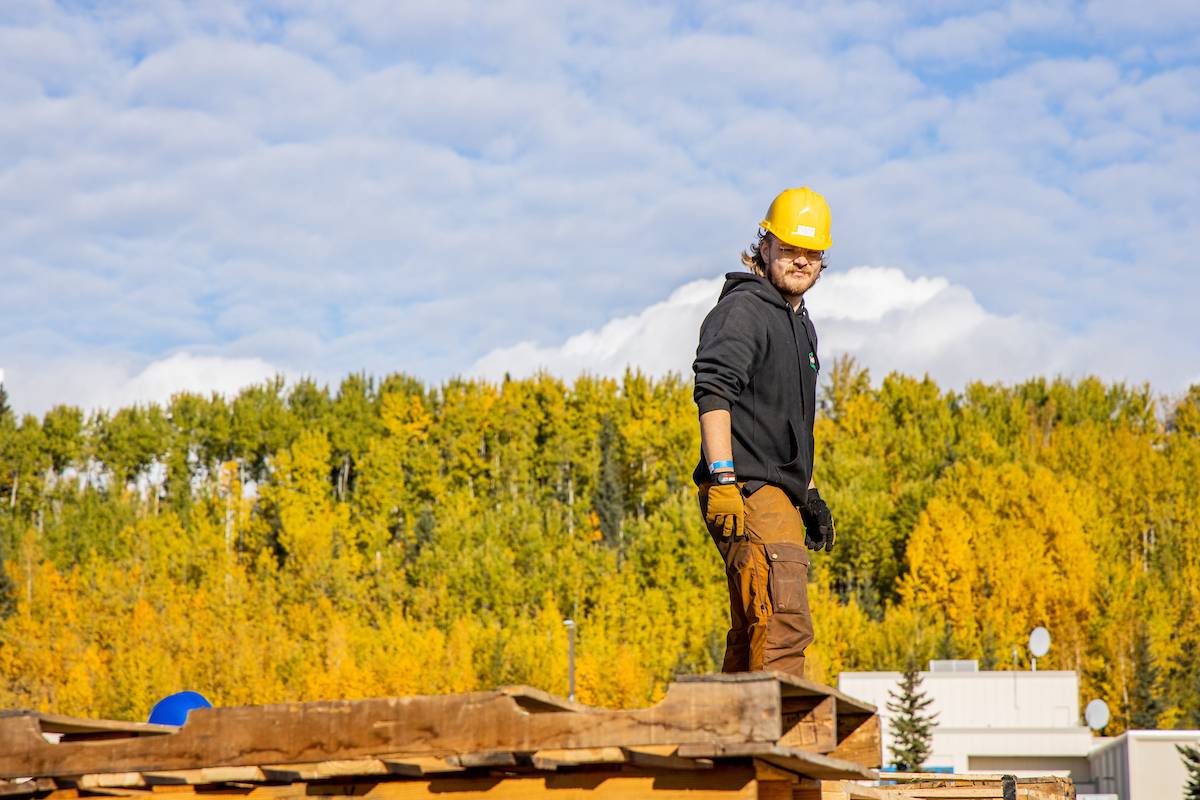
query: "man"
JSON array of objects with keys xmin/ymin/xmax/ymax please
[{"xmin": 692, "ymin": 186, "xmax": 837, "ymax": 679}]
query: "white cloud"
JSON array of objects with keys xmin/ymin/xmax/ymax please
[
  {"xmin": 1, "ymin": 352, "xmax": 281, "ymax": 417},
  {"xmin": 0, "ymin": 2, "xmax": 1197, "ymax": 413},
  {"xmin": 115, "ymin": 352, "xmax": 281, "ymax": 409},
  {"xmin": 471, "ymin": 279, "xmax": 722, "ymax": 382},
  {"xmin": 472, "ymin": 265, "xmax": 1177, "ymax": 391}
]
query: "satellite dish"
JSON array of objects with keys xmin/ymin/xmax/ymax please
[
  {"xmin": 1029, "ymin": 626, "xmax": 1051, "ymax": 658},
  {"xmin": 1085, "ymin": 698, "xmax": 1110, "ymax": 731}
]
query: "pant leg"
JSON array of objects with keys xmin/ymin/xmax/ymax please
[
  {"xmin": 699, "ymin": 483, "xmax": 814, "ymax": 678},
  {"xmin": 743, "ymin": 485, "xmax": 815, "ymax": 678},
  {"xmin": 699, "ymin": 485, "xmax": 771, "ymax": 673}
]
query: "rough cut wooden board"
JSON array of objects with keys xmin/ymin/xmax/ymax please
[
  {"xmin": 677, "ymin": 672, "xmax": 877, "ymax": 715},
  {"xmin": 40, "ymin": 769, "xmax": 762, "ymax": 800},
  {"xmin": 675, "ymin": 742, "xmax": 877, "ymax": 780},
  {"xmin": 0, "ymin": 673, "xmax": 880, "ymax": 782},
  {"xmin": 0, "ymin": 712, "xmax": 176, "ymax": 741},
  {"xmin": 1, "ymin": 677, "xmax": 778, "ymax": 778},
  {"xmin": 867, "ymin": 775, "xmax": 1075, "ymax": 800}
]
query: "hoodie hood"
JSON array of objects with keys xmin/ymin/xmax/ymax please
[{"xmin": 718, "ymin": 272, "xmax": 797, "ymax": 310}]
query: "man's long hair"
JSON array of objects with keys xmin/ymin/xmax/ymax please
[{"xmin": 740, "ymin": 230, "xmax": 770, "ymax": 276}]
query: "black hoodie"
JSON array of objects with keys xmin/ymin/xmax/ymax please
[{"xmin": 692, "ymin": 272, "xmax": 819, "ymax": 505}]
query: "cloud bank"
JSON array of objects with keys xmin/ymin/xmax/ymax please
[
  {"xmin": 1, "ymin": 2, "xmax": 1197, "ymax": 414},
  {"xmin": 473, "ymin": 266, "xmax": 1156, "ymax": 391},
  {"xmin": 0, "ymin": 353, "xmax": 280, "ymax": 417}
]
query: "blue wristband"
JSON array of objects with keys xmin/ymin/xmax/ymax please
[{"xmin": 708, "ymin": 459, "xmax": 735, "ymax": 473}]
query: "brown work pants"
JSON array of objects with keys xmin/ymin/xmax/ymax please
[{"xmin": 699, "ymin": 483, "xmax": 814, "ymax": 679}]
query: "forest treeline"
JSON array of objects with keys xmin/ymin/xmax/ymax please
[{"xmin": 0, "ymin": 361, "xmax": 1198, "ymax": 732}]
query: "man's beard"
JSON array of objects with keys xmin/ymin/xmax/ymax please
[{"xmin": 770, "ymin": 269, "xmax": 814, "ymax": 297}]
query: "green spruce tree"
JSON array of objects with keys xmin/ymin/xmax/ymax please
[
  {"xmin": 1178, "ymin": 743, "xmax": 1200, "ymax": 800},
  {"xmin": 0, "ymin": 379, "xmax": 15, "ymax": 616},
  {"xmin": 0, "ymin": 381, "xmax": 11, "ymax": 422},
  {"xmin": 1129, "ymin": 626, "xmax": 1162, "ymax": 729},
  {"xmin": 887, "ymin": 659, "xmax": 939, "ymax": 771},
  {"xmin": 593, "ymin": 415, "xmax": 625, "ymax": 550}
]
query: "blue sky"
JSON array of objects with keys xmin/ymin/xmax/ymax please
[{"xmin": 2, "ymin": 1, "xmax": 1198, "ymax": 414}]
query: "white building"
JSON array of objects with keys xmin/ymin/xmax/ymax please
[
  {"xmin": 1089, "ymin": 730, "xmax": 1200, "ymax": 799},
  {"xmin": 838, "ymin": 663, "xmax": 1200, "ymax": 799}
]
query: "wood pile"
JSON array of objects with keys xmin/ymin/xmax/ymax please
[
  {"xmin": 818, "ymin": 773, "xmax": 1075, "ymax": 799},
  {"xmin": 0, "ymin": 672, "xmax": 1071, "ymax": 799}
]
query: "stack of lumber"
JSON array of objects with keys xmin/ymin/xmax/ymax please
[
  {"xmin": 0, "ymin": 672, "xmax": 1070, "ymax": 799},
  {"xmin": 818, "ymin": 774, "xmax": 1075, "ymax": 799}
]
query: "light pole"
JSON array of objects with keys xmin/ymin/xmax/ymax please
[{"xmin": 563, "ymin": 619, "xmax": 576, "ymax": 702}]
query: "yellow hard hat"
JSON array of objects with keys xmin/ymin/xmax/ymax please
[{"xmin": 760, "ymin": 187, "xmax": 832, "ymax": 250}]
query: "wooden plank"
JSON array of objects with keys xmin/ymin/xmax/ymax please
[
  {"xmin": 0, "ymin": 677, "xmax": 781, "ymax": 779},
  {"xmin": 531, "ymin": 746, "xmax": 712, "ymax": 771},
  {"xmin": 310, "ymin": 768, "xmax": 763, "ymax": 799},
  {"xmin": 886, "ymin": 773, "xmax": 1012, "ymax": 782},
  {"xmin": 875, "ymin": 777, "xmax": 1073, "ymax": 800},
  {"xmin": 755, "ymin": 779, "xmax": 792, "ymax": 800},
  {"xmin": 255, "ymin": 759, "xmax": 392, "ymax": 780},
  {"xmin": 0, "ymin": 779, "xmax": 57, "ymax": 797},
  {"xmin": 71, "ymin": 766, "xmax": 273, "ymax": 790},
  {"xmin": 793, "ymin": 777, "xmax": 823, "ymax": 800},
  {"xmin": 80, "ymin": 763, "xmax": 470, "ymax": 791},
  {"xmin": 1, "ymin": 712, "xmax": 174, "ymax": 737},
  {"xmin": 498, "ymin": 685, "xmax": 592, "ymax": 714},
  {"xmin": 778, "ymin": 696, "xmax": 835, "ymax": 753},
  {"xmin": 77, "ymin": 773, "xmax": 148, "ymax": 790},
  {"xmin": 42, "ymin": 790, "xmax": 78, "ymax": 800},
  {"xmin": 879, "ymin": 789, "xmax": 1004, "ymax": 798},
  {"xmin": 752, "ymin": 761, "xmax": 796, "ymax": 783},
  {"xmin": 446, "ymin": 751, "xmax": 523, "ymax": 769},
  {"xmin": 676, "ymin": 743, "xmax": 876, "ymax": 781},
  {"xmin": 831, "ymin": 713, "xmax": 881, "ymax": 768},
  {"xmin": 0, "ymin": 712, "xmax": 176, "ymax": 741},
  {"xmin": 818, "ymin": 782, "xmax": 904, "ymax": 799},
  {"xmin": 377, "ymin": 756, "xmax": 466, "ymax": 776},
  {"xmin": 91, "ymin": 768, "xmax": 761, "ymax": 799},
  {"xmin": 677, "ymin": 672, "xmax": 876, "ymax": 716},
  {"xmin": 531, "ymin": 746, "xmax": 627, "ymax": 769}
]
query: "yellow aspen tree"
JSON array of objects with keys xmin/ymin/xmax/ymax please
[
  {"xmin": 261, "ymin": 430, "xmax": 358, "ymax": 600},
  {"xmin": 356, "ymin": 389, "xmax": 438, "ymax": 554},
  {"xmin": 900, "ymin": 462, "xmax": 1097, "ymax": 671}
]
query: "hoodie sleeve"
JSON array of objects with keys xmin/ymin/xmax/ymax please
[{"xmin": 693, "ymin": 293, "xmax": 766, "ymax": 414}]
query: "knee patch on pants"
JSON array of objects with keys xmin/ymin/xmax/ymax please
[{"xmin": 725, "ymin": 539, "xmax": 771, "ymax": 624}]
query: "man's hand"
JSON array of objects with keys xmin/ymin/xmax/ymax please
[
  {"xmin": 801, "ymin": 487, "xmax": 836, "ymax": 552},
  {"xmin": 705, "ymin": 482, "xmax": 745, "ymax": 538}
]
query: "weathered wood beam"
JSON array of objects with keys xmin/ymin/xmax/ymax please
[
  {"xmin": 531, "ymin": 745, "xmax": 712, "ymax": 771},
  {"xmin": 778, "ymin": 696, "xmax": 835, "ymax": 753},
  {"xmin": 54, "ymin": 768, "xmax": 762, "ymax": 800},
  {"xmin": 0, "ymin": 678, "xmax": 781, "ymax": 778},
  {"xmin": 0, "ymin": 779, "xmax": 56, "ymax": 798},
  {"xmin": 676, "ymin": 742, "xmax": 877, "ymax": 781},
  {"xmin": 831, "ymin": 713, "xmax": 881, "ymax": 768}
]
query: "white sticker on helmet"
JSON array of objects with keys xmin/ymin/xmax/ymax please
[{"xmin": 791, "ymin": 225, "xmax": 816, "ymax": 237}]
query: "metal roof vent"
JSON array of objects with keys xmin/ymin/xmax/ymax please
[{"xmin": 928, "ymin": 659, "xmax": 979, "ymax": 672}]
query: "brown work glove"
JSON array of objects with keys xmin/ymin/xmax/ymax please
[{"xmin": 705, "ymin": 482, "xmax": 745, "ymax": 538}]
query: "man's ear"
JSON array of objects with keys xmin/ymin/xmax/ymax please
[{"xmin": 759, "ymin": 234, "xmax": 771, "ymax": 261}]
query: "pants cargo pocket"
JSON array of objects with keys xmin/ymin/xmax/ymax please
[{"xmin": 764, "ymin": 541, "xmax": 809, "ymax": 614}]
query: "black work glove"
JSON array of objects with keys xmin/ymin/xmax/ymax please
[{"xmin": 801, "ymin": 487, "xmax": 836, "ymax": 552}]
